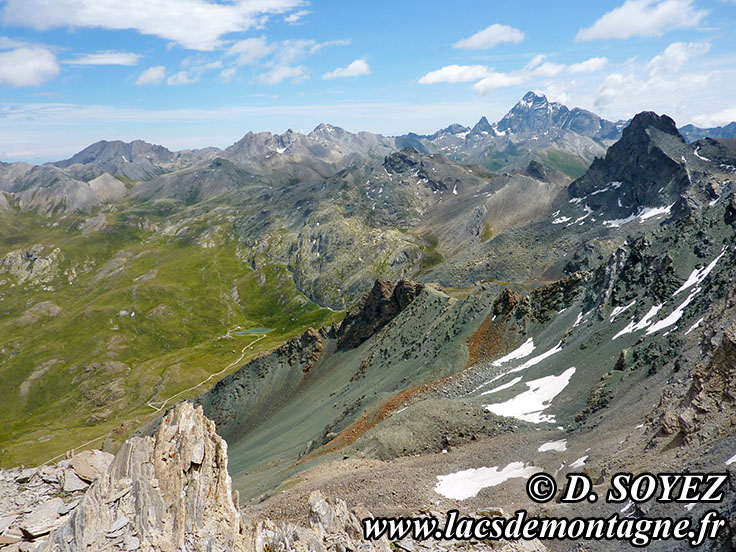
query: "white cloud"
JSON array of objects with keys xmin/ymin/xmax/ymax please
[
  {"xmin": 167, "ymin": 70, "xmax": 198, "ymax": 85},
  {"xmin": 576, "ymin": 0, "xmax": 708, "ymax": 41},
  {"xmin": 569, "ymin": 57, "xmax": 608, "ymax": 73},
  {"xmin": 591, "ymin": 41, "xmax": 728, "ymax": 123},
  {"xmin": 1, "ymin": 0, "xmax": 305, "ymax": 51},
  {"xmin": 65, "ymin": 51, "xmax": 141, "ymax": 66},
  {"xmin": 257, "ymin": 64, "xmax": 306, "ymax": 84},
  {"xmin": 135, "ymin": 65, "xmax": 166, "ymax": 85},
  {"xmin": 323, "ymin": 59, "xmax": 370, "ymax": 79},
  {"xmin": 418, "ymin": 65, "xmax": 492, "ymax": 84},
  {"xmin": 453, "ymin": 23, "xmax": 524, "ymax": 50},
  {"xmin": 222, "ymin": 37, "xmax": 349, "ymax": 86},
  {"xmin": 284, "ymin": 9, "xmax": 310, "ymax": 24},
  {"xmin": 692, "ymin": 107, "xmax": 736, "ymax": 127},
  {"xmin": 647, "ymin": 41, "xmax": 710, "ymax": 76},
  {"xmin": 226, "ymin": 37, "xmax": 275, "ymax": 66},
  {"xmin": 532, "ymin": 62, "xmax": 566, "ymax": 77},
  {"xmin": 419, "ymin": 53, "xmax": 608, "ymax": 95},
  {"xmin": 473, "ymin": 72, "xmax": 526, "ymax": 95},
  {"xmin": 0, "ymin": 47, "xmax": 59, "ymax": 86},
  {"xmin": 524, "ymin": 55, "xmax": 547, "ymax": 71},
  {"xmin": 0, "ymin": 36, "xmax": 28, "ymax": 49}
]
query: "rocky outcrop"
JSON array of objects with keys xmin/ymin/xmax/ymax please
[
  {"xmin": 251, "ymin": 491, "xmax": 391, "ymax": 552},
  {"xmin": 0, "ymin": 451, "xmax": 113, "ymax": 549},
  {"xmin": 31, "ymin": 402, "xmax": 459, "ymax": 552},
  {"xmin": 0, "ymin": 245, "xmax": 63, "ymax": 287},
  {"xmin": 40, "ymin": 402, "xmax": 244, "ymax": 552},
  {"xmin": 568, "ymin": 111, "xmax": 691, "ymax": 216},
  {"xmin": 659, "ymin": 322, "xmax": 736, "ymax": 442},
  {"xmin": 337, "ymin": 279, "xmax": 424, "ymax": 350}
]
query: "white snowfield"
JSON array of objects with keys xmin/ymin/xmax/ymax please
[
  {"xmin": 491, "ymin": 338, "xmax": 535, "ymax": 367},
  {"xmin": 538, "ymin": 439, "xmax": 567, "ymax": 452},
  {"xmin": 434, "ymin": 461, "xmax": 540, "ymax": 500},
  {"xmin": 484, "ymin": 367, "xmax": 576, "ymax": 424},
  {"xmin": 570, "ymin": 455, "xmax": 588, "ymax": 469},
  {"xmin": 612, "ymin": 247, "xmax": 728, "ymax": 340}
]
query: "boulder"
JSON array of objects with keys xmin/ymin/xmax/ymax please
[
  {"xmin": 62, "ymin": 469, "xmax": 88, "ymax": 493},
  {"xmin": 19, "ymin": 498, "xmax": 64, "ymax": 539},
  {"xmin": 69, "ymin": 450, "xmax": 113, "ymax": 482}
]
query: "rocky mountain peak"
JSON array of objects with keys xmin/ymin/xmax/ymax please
[
  {"xmin": 311, "ymin": 122, "xmax": 346, "ymax": 137},
  {"xmin": 470, "ymin": 116, "xmax": 494, "ymax": 135},
  {"xmin": 568, "ymin": 110, "xmax": 692, "ymax": 215},
  {"xmin": 624, "ymin": 111, "xmax": 683, "ymax": 141},
  {"xmin": 336, "ymin": 278, "xmax": 424, "ymax": 350},
  {"xmin": 520, "ymin": 90, "xmax": 550, "ymax": 106},
  {"xmin": 497, "ymin": 91, "xmax": 568, "ymax": 135}
]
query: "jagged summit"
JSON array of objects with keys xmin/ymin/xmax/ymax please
[
  {"xmin": 470, "ymin": 116, "xmax": 494, "ymax": 136},
  {"xmin": 496, "ymin": 91, "xmax": 620, "ymax": 140},
  {"xmin": 568, "ymin": 110, "xmax": 692, "ymax": 215},
  {"xmin": 623, "ymin": 111, "xmax": 684, "ymax": 141}
]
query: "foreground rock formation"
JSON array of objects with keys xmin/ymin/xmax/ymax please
[
  {"xmin": 39, "ymin": 402, "xmax": 243, "ymax": 552},
  {"xmin": 0, "ymin": 402, "xmax": 549, "ymax": 552}
]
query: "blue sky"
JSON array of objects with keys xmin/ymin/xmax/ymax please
[{"xmin": 0, "ymin": 0, "xmax": 735, "ymax": 162}]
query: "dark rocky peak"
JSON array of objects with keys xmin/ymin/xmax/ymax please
[
  {"xmin": 568, "ymin": 111, "xmax": 691, "ymax": 216},
  {"xmin": 383, "ymin": 148, "xmax": 421, "ymax": 174},
  {"xmin": 623, "ymin": 111, "xmax": 683, "ymax": 142},
  {"xmin": 470, "ymin": 116, "xmax": 494, "ymax": 136},
  {"xmin": 336, "ymin": 278, "xmax": 424, "ymax": 350}
]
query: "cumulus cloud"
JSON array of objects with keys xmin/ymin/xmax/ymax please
[
  {"xmin": 419, "ymin": 54, "xmax": 609, "ymax": 95},
  {"xmin": 453, "ymin": 24, "xmax": 524, "ymax": 50},
  {"xmin": 647, "ymin": 41, "xmax": 710, "ymax": 76},
  {"xmin": 473, "ymin": 72, "xmax": 526, "ymax": 95},
  {"xmin": 257, "ymin": 64, "xmax": 306, "ymax": 84},
  {"xmin": 532, "ymin": 62, "xmax": 566, "ymax": 77},
  {"xmin": 1, "ymin": 0, "xmax": 305, "ymax": 51},
  {"xmin": 418, "ymin": 65, "xmax": 492, "ymax": 84},
  {"xmin": 576, "ymin": 0, "xmax": 708, "ymax": 41},
  {"xmin": 692, "ymin": 107, "xmax": 736, "ymax": 127},
  {"xmin": 592, "ymin": 42, "xmax": 724, "ymax": 121},
  {"xmin": 569, "ymin": 57, "xmax": 608, "ymax": 73},
  {"xmin": 135, "ymin": 65, "xmax": 166, "ymax": 85},
  {"xmin": 323, "ymin": 59, "xmax": 370, "ymax": 79},
  {"xmin": 284, "ymin": 9, "xmax": 310, "ymax": 25},
  {"xmin": 65, "ymin": 51, "xmax": 141, "ymax": 66},
  {"xmin": 0, "ymin": 47, "xmax": 59, "ymax": 86}
]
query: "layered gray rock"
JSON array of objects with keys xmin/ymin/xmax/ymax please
[{"xmin": 40, "ymin": 402, "xmax": 245, "ymax": 552}]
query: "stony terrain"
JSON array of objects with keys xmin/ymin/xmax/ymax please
[{"xmin": 0, "ymin": 450, "xmax": 113, "ymax": 550}]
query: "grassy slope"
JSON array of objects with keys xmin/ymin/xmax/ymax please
[{"xmin": 0, "ymin": 208, "xmax": 341, "ymax": 467}]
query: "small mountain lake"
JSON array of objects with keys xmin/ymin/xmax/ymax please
[{"xmin": 231, "ymin": 328, "xmax": 274, "ymax": 335}]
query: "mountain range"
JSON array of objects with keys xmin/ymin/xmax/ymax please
[{"xmin": 2, "ymin": 92, "xmax": 736, "ymax": 551}]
